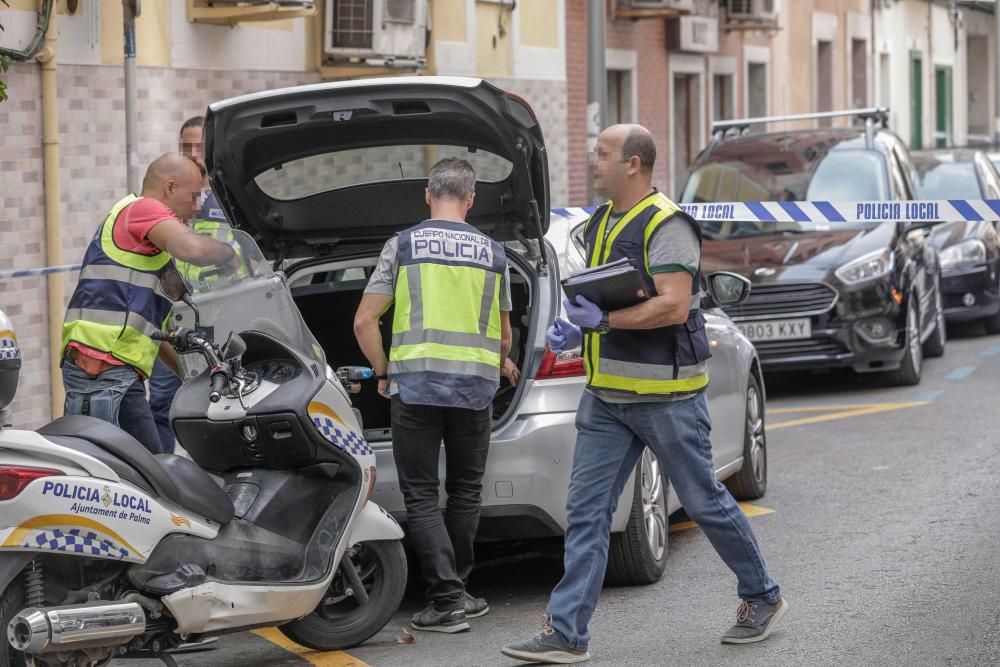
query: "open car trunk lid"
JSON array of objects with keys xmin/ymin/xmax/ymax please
[{"xmin": 204, "ymin": 76, "xmax": 550, "ymax": 260}]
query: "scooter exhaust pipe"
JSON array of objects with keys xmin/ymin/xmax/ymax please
[{"xmin": 8, "ymin": 601, "xmax": 145, "ymax": 654}]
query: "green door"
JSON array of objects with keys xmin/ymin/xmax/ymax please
[
  {"xmin": 911, "ymin": 56, "xmax": 923, "ymax": 149},
  {"xmin": 935, "ymin": 67, "xmax": 952, "ymax": 148}
]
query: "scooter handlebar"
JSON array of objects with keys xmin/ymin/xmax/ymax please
[{"xmin": 209, "ymin": 369, "xmax": 227, "ymax": 403}]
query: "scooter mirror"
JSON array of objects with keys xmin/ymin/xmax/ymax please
[
  {"xmin": 160, "ymin": 270, "xmax": 190, "ymax": 302},
  {"xmin": 223, "ymin": 333, "xmax": 247, "ymax": 360}
]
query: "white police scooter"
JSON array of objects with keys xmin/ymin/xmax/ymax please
[{"xmin": 0, "ymin": 233, "xmax": 406, "ymax": 666}]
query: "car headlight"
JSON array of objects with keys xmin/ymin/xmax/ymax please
[
  {"xmin": 939, "ymin": 240, "xmax": 986, "ymax": 269},
  {"xmin": 836, "ymin": 248, "xmax": 894, "ymax": 285}
]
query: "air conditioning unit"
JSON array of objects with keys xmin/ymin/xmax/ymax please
[
  {"xmin": 618, "ymin": 0, "xmax": 696, "ymax": 11},
  {"xmin": 324, "ymin": 0, "xmax": 428, "ymax": 67},
  {"xmin": 727, "ymin": 0, "xmax": 777, "ymax": 22}
]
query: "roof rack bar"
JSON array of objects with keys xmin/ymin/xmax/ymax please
[{"xmin": 711, "ymin": 107, "xmax": 890, "ymax": 134}]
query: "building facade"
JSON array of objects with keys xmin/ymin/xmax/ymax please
[{"xmin": 874, "ymin": 0, "xmax": 997, "ymax": 150}]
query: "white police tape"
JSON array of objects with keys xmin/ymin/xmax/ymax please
[
  {"xmin": 5, "ymin": 200, "xmax": 998, "ymax": 280},
  {"xmin": 551, "ymin": 200, "xmax": 1000, "ymax": 225},
  {"xmin": 0, "ymin": 263, "xmax": 83, "ymax": 280}
]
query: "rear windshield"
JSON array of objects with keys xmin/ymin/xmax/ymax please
[
  {"xmin": 680, "ymin": 149, "xmax": 889, "ymax": 236},
  {"xmin": 255, "ymin": 144, "xmax": 514, "ymax": 201},
  {"xmin": 681, "ymin": 149, "xmax": 889, "ymax": 204},
  {"xmin": 914, "ymin": 162, "xmax": 981, "ymax": 199}
]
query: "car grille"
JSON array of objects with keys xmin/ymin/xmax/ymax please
[
  {"xmin": 753, "ymin": 337, "xmax": 849, "ymax": 360},
  {"xmin": 724, "ymin": 282, "xmax": 837, "ymax": 319}
]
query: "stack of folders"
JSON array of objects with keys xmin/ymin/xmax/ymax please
[{"xmin": 560, "ymin": 258, "xmax": 649, "ymax": 312}]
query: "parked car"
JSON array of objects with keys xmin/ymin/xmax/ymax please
[
  {"xmin": 204, "ymin": 77, "xmax": 770, "ymax": 586},
  {"xmin": 679, "ymin": 109, "xmax": 946, "ymax": 385},
  {"xmin": 912, "ymin": 149, "xmax": 1000, "ymax": 333}
]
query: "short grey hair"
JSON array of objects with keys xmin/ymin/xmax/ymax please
[
  {"xmin": 427, "ymin": 158, "xmax": 476, "ymax": 200},
  {"xmin": 622, "ymin": 128, "xmax": 656, "ymax": 173}
]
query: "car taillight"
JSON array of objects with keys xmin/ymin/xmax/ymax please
[
  {"xmin": 536, "ymin": 347, "xmax": 585, "ymax": 379},
  {"xmin": 0, "ymin": 466, "xmax": 62, "ymax": 501}
]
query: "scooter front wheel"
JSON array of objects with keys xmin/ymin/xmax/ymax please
[{"xmin": 279, "ymin": 539, "xmax": 407, "ymax": 651}]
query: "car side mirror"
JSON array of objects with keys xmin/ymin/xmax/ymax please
[
  {"xmin": 902, "ymin": 219, "xmax": 940, "ymax": 234},
  {"xmin": 702, "ymin": 271, "xmax": 751, "ymax": 309}
]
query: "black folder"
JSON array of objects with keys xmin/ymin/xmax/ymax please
[{"xmin": 561, "ymin": 258, "xmax": 649, "ymax": 312}]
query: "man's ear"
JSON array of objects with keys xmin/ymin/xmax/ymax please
[
  {"xmin": 163, "ymin": 177, "xmax": 175, "ymax": 197},
  {"xmin": 466, "ymin": 192, "xmax": 476, "ymax": 210},
  {"xmin": 627, "ymin": 156, "xmax": 641, "ymax": 176},
  {"xmin": 425, "ymin": 189, "xmax": 432, "ymax": 207}
]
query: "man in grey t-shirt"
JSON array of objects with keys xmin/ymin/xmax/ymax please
[{"xmin": 502, "ymin": 125, "xmax": 785, "ymax": 665}]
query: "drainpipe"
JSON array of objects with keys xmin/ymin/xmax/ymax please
[
  {"xmin": 35, "ymin": 8, "xmax": 63, "ymax": 419},
  {"xmin": 123, "ymin": 0, "xmax": 140, "ymax": 194},
  {"xmin": 995, "ymin": 0, "xmax": 1000, "ymax": 147},
  {"xmin": 586, "ymin": 0, "xmax": 607, "ymax": 204}
]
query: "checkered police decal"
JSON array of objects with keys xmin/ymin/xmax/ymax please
[
  {"xmin": 0, "ymin": 338, "xmax": 19, "ymax": 360},
  {"xmin": 311, "ymin": 416, "xmax": 374, "ymax": 457},
  {"xmin": 27, "ymin": 528, "xmax": 129, "ymax": 560}
]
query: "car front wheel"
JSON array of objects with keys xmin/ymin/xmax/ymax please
[
  {"xmin": 605, "ymin": 448, "xmax": 668, "ymax": 586},
  {"xmin": 889, "ymin": 296, "xmax": 922, "ymax": 386}
]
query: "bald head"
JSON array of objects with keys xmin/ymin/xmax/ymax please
[
  {"xmin": 142, "ymin": 153, "xmax": 201, "ymax": 193},
  {"xmin": 592, "ymin": 124, "xmax": 657, "ymax": 205},
  {"xmin": 603, "ymin": 124, "xmax": 656, "ymax": 174},
  {"xmin": 141, "ymin": 152, "xmax": 203, "ymax": 222}
]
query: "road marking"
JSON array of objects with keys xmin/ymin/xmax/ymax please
[
  {"xmin": 911, "ymin": 389, "xmax": 943, "ymax": 402},
  {"xmin": 252, "ymin": 628, "xmax": 369, "ymax": 666},
  {"xmin": 767, "ymin": 401, "xmax": 928, "ymax": 430},
  {"xmin": 979, "ymin": 344, "xmax": 1000, "ymax": 357},
  {"xmin": 944, "ymin": 365, "xmax": 977, "ymax": 380},
  {"xmin": 670, "ymin": 502, "xmax": 775, "ymax": 533}
]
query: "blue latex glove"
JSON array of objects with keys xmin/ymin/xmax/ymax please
[
  {"xmin": 563, "ymin": 295, "xmax": 604, "ymax": 330},
  {"xmin": 546, "ymin": 317, "xmax": 582, "ymax": 354}
]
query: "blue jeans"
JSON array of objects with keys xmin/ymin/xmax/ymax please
[
  {"xmin": 546, "ymin": 392, "xmax": 780, "ymax": 651},
  {"xmin": 62, "ymin": 361, "xmax": 165, "ymax": 454},
  {"xmin": 148, "ymin": 359, "xmax": 181, "ymax": 454}
]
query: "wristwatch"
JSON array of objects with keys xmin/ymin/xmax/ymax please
[{"xmin": 594, "ymin": 311, "xmax": 610, "ymax": 334}]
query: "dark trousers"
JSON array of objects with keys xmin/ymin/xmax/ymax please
[
  {"xmin": 391, "ymin": 396, "xmax": 491, "ymax": 611},
  {"xmin": 148, "ymin": 359, "xmax": 181, "ymax": 454},
  {"xmin": 62, "ymin": 361, "xmax": 165, "ymax": 454}
]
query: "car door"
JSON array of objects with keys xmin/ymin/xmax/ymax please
[
  {"xmin": 703, "ymin": 309, "xmax": 747, "ymax": 469},
  {"xmin": 888, "ymin": 140, "xmax": 936, "ymax": 332}
]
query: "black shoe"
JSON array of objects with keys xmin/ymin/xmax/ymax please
[
  {"xmin": 410, "ymin": 604, "xmax": 470, "ymax": 634},
  {"xmin": 721, "ymin": 597, "xmax": 789, "ymax": 644},
  {"xmin": 463, "ymin": 591, "xmax": 490, "ymax": 618}
]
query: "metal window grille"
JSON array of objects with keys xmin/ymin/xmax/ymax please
[
  {"xmin": 384, "ymin": 0, "xmax": 415, "ymax": 23},
  {"xmin": 332, "ymin": 0, "xmax": 374, "ymax": 49},
  {"xmin": 727, "ymin": 0, "xmax": 753, "ymax": 16}
]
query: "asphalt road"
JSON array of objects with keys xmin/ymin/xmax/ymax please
[{"xmin": 118, "ymin": 320, "xmax": 1000, "ymax": 667}]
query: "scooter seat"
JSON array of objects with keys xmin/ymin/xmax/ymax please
[{"xmin": 38, "ymin": 416, "xmax": 234, "ymax": 525}]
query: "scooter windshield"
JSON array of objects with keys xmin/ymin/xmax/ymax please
[{"xmin": 172, "ymin": 229, "xmax": 326, "ymax": 379}]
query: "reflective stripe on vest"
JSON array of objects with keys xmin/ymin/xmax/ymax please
[
  {"xmin": 389, "ymin": 262, "xmax": 503, "ymax": 379},
  {"xmin": 62, "ymin": 195, "xmax": 175, "ymax": 376},
  {"xmin": 583, "ymin": 192, "xmax": 710, "ymax": 396}
]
